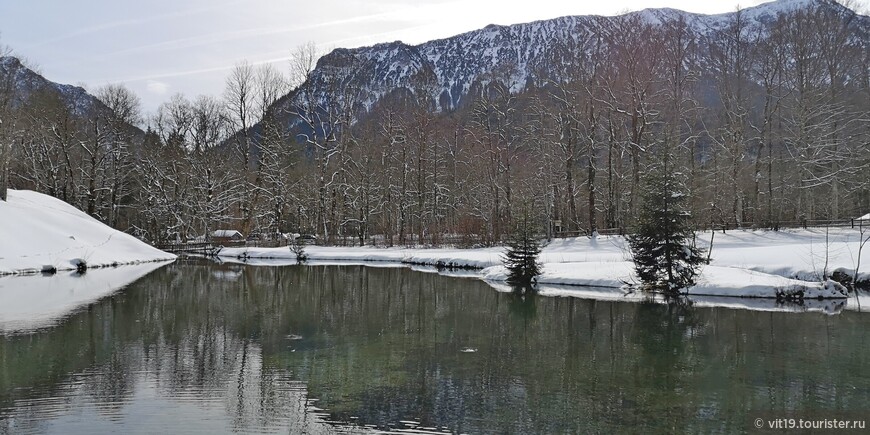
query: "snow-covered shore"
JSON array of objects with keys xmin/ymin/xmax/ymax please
[
  {"xmin": 219, "ymin": 227, "xmax": 869, "ymax": 300},
  {"xmin": 0, "ymin": 190, "xmax": 176, "ymax": 275}
]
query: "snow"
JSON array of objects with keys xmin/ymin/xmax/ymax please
[
  {"xmin": 218, "ymin": 227, "xmax": 868, "ymax": 300},
  {"xmin": 0, "ymin": 261, "xmax": 166, "ymax": 333},
  {"xmin": 694, "ymin": 228, "xmax": 869, "ymax": 283},
  {"xmin": 687, "ymin": 265, "xmax": 847, "ymax": 299},
  {"xmin": 0, "ymin": 189, "xmax": 176, "ymax": 275},
  {"xmin": 222, "ymin": 245, "xmax": 506, "ymax": 269}
]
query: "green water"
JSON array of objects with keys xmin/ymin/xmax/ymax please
[{"xmin": 1, "ymin": 261, "xmax": 869, "ymax": 433}]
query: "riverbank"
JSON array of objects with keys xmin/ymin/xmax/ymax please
[
  {"xmin": 0, "ymin": 189, "xmax": 176, "ymax": 275},
  {"xmin": 219, "ymin": 228, "xmax": 869, "ymax": 299}
]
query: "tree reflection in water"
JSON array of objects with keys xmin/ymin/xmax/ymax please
[{"xmin": 2, "ymin": 260, "xmax": 870, "ymax": 434}]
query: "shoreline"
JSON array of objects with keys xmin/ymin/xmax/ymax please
[{"xmin": 216, "ymin": 229, "xmax": 869, "ymax": 300}]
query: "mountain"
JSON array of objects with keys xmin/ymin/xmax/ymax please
[
  {"xmin": 0, "ymin": 56, "xmax": 101, "ymax": 117},
  {"xmin": 267, "ymin": 0, "xmax": 868, "ymax": 127}
]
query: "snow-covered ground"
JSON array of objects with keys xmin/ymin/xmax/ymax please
[
  {"xmin": 0, "ymin": 189, "xmax": 176, "ymax": 275},
  {"xmin": 219, "ymin": 227, "xmax": 869, "ymax": 300},
  {"xmin": 0, "ymin": 261, "xmax": 167, "ymax": 333}
]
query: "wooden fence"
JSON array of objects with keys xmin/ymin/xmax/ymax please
[{"xmin": 554, "ymin": 218, "xmax": 869, "ymax": 239}]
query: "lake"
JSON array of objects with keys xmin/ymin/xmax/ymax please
[{"xmin": 2, "ymin": 260, "xmax": 869, "ymax": 433}]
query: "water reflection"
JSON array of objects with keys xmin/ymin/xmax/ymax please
[
  {"xmin": 1, "ymin": 262, "xmax": 869, "ymax": 434},
  {"xmin": 487, "ymin": 280, "xmax": 855, "ymax": 315},
  {"xmin": 0, "ymin": 261, "xmax": 168, "ymax": 333}
]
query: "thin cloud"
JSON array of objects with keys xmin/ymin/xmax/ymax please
[
  {"xmin": 104, "ymin": 27, "xmax": 293, "ymax": 58},
  {"xmin": 26, "ymin": 0, "xmax": 248, "ymax": 48},
  {"xmin": 105, "ymin": 56, "xmax": 291, "ymax": 85},
  {"xmin": 97, "ymin": 10, "xmax": 401, "ymax": 59},
  {"xmin": 146, "ymin": 80, "xmax": 169, "ymax": 95},
  {"xmin": 292, "ymin": 10, "xmax": 399, "ymax": 31}
]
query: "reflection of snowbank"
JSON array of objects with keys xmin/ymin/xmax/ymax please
[
  {"xmin": 0, "ymin": 190, "xmax": 176, "ymax": 275},
  {"xmin": 211, "ymin": 269, "xmax": 243, "ymax": 281},
  {"xmin": 482, "ymin": 261, "xmax": 631, "ymax": 289},
  {"xmin": 485, "ymin": 281, "xmax": 850, "ymax": 315},
  {"xmin": 845, "ymin": 292, "xmax": 870, "ymax": 312},
  {"xmin": 482, "ymin": 262, "xmax": 847, "ymax": 299},
  {"xmin": 0, "ymin": 262, "xmax": 168, "ymax": 333}
]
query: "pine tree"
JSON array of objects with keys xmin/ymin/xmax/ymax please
[
  {"xmin": 503, "ymin": 212, "xmax": 542, "ymax": 288},
  {"xmin": 628, "ymin": 164, "xmax": 706, "ymax": 296}
]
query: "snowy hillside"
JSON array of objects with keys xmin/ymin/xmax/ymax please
[
  {"xmin": 280, "ymin": 0, "xmax": 867, "ymax": 115},
  {"xmin": 0, "ymin": 190, "xmax": 176, "ymax": 275}
]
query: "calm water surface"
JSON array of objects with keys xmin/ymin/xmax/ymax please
[{"xmin": 2, "ymin": 261, "xmax": 870, "ymax": 434}]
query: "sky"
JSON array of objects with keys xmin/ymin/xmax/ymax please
[{"xmin": 1, "ymin": 0, "xmax": 867, "ymax": 114}]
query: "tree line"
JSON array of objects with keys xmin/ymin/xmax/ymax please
[{"xmin": 1, "ymin": 4, "xmax": 868, "ymax": 246}]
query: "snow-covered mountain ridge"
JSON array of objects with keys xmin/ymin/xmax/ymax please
[
  {"xmin": 0, "ymin": 56, "xmax": 99, "ymax": 116},
  {"xmin": 282, "ymin": 0, "xmax": 868, "ymax": 115}
]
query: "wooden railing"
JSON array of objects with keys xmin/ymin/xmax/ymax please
[
  {"xmin": 156, "ymin": 239, "xmax": 289, "ymax": 254},
  {"xmin": 702, "ymin": 218, "xmax": 869, "ymax": 233},
  {"xmin": 553, "ymin": 219, "xmax": 869, "ymax": 239},
  {"xmin": 156, "ymin": 242, "xmax": 220, "ymax": 254}
]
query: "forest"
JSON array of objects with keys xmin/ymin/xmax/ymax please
[{"xmin": 0, "ymin": 3, "xmax": 868, "ymax": 247}]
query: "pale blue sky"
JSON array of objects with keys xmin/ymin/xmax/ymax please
[{"xmin": 1, "ymin": 0, "xmax": 867, "ymax": 114}]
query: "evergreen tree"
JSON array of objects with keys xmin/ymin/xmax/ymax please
[
  {"xmin": 628, "ymin": 163, "xmax": 706, "ymax": 296},
  {"xmin": 503, "ymin": 212, "xmax": 542, "ymax": 288}
]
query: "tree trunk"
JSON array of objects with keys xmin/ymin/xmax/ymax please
[{"xmin": 0, "ymin": 154, "xmax": 7, "ymax": 201}]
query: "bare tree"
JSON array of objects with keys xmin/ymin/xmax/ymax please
[
  {"xmin": 154, "ymin": 94, "xmax": 194, "ymax": 148},
  {"xmin": 94, "ymin": 83, "xmax": 142, "ymax": 226},
  {"xmin": 466, "ymin": 73, "xmax": 522, "ymax": 244},
  {"xmin": 288, "ymin": 42, "xmax": 320, "ymax": 90},
  {"xmin": 287, "ymin": 44, "xmax": 361, "ymax": 242},
  {"xmin": 224, "ymin": 61, "xmax": 256, "ymax": 167},
  {"xmin": 0, "ymin": 38, "xmax": 17, "ymax": 201},
  {"xmin": 253, "ymin": 63, "xmax": 293, "ymax": 237},
  {"xmin": 602, "ymin": 14, "xmax": 664, "ymax": 223}
]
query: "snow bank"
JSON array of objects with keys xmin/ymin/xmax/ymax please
[
  {"xmin": 687, "ymin": 266, "xmax": 847, "ymax": 299},
  {"xmin": 218, "ymin": 228, "xmax": 868, "ymax": 300},
  {"xmin": 0, "ymin": 190, "xmax": 175, "ymax": 275},
  {"xmin": 695, "ymin": 228, "xmax": 869, "ymax": 283},
  {"xmin": 221, "ymin": 245, "xmax": 504, "ymax": 268},
  {"xmin": 0, "ymin": 261, "xmax": 167, "ymax": 333}
]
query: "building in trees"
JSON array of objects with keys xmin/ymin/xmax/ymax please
[{"xmin": 211, "ymin": 229, "xmax": 244, "ymax": 244}]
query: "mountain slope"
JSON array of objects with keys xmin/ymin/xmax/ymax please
[
  {"xmin": 0, "ymin": 56, "xmax": 101, "ymax": 116},
  {"xmin": 272, "ymin": 0, "xmax": 868, "ymax": 120}
]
